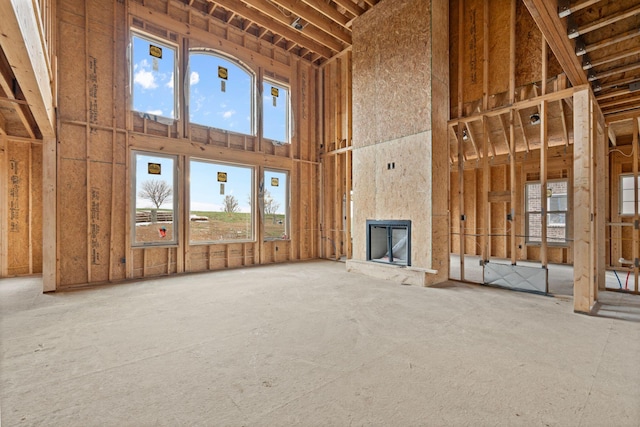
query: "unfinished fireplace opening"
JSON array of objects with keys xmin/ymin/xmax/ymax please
[{"xmin": 366, "ymin": 220, "xmax": 411, "ymax": 266}]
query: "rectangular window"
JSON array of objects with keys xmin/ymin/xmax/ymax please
[
  {"xmin": 620, "ymin": 174, "xmax": 640, "ymax": 216},
  {"xmin": 263, "ymin": 80, "xmax": 290, "ymax": 144},
  {"xmin": 131, "ymin": 31, "xmax": 177, "ymax": 120},
  {"xmin": 189, "ymin": 160, "xmax": 254, "ymax": 243},
  {"xmin": 133, "ymin": 152, "xmax": 177, "ymax": 245},
  {"xmin": 263, "ymin": 170, "xmax": 289, "ymax": 240},
  {"xmin": 525, "ymin": 179, "xmax": 568, "ymax": 245}
]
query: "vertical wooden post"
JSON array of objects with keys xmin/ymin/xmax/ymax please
[
  {"xmin": 595, "ymin": 118, "xmax": 606, "ymax": 292},
  {"xmin": 540, "ymin": 100, "xmax": 548, "ymax": 274},
  {"xmin": 573, "ymin": 89, "xmax": 594, "ymax": 313},
  {"xmin": 633, "ymin": 117, "xmax": 639, "ymax": 292},
  {"xmin": 482, "ymin": 116, "xmax": 490, "ymax": 262},
  {"xmin": 458, "ymin": 0, "xmax": 465, "ymax": 280},
  {"xmin": 541, "ymin": 39, "xmax": 548, "ymax": 95},
  {"xmin": 42, "ymin": 141, "xmax": 57, "ymax": 288},
  {"xmin": 510, "ymin": 111, "xmax": 517, "ymax": 265},
  {"xmin": 0, "ymin": 135, "xmax": 8, "ymax": 277},
  {"xmin": 458, "ymin": 123, "xmax": 466, "ymax": 281}
]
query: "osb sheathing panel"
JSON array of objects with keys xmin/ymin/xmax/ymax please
[
  {"xmin": 515, "ymin": 0, "xmax": 542, "ymax": 88},
  {"xmin": 6, "ymin": 143, "xmax": 31, "ymax": 275},
  {"xmin": 352, "ymin": 0, "xmax": 432, "ymax": 148},
  {"xmin": 461, "ymin": 0, "xmax": 484, "ymax": 104},
  {"xmin": 31, "ymin": 145, "xmax": 43, "ymax": 274},
  {"xmin": 488, "ymin": 0, "xmax": 511, "ymax": 96},
  {"xmin": 59, "ymin": 158, "xmax": 88, "ymax": 286},
  {"xmin": 57, "ymin": 14, "xmax": 86, "ymax": 123}
]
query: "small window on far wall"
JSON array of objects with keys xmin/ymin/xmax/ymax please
[
  {"xmin": 189, "ymin": 159, "xmax": 254, "ymax": 243},
  {"xmin": 131, "ymin": 32, "xmax": 177, "ymax": 120},
  {"xmin": 525, "ymin": 179, "xmax": 568, "ymax": 245},
  {"xmin": 263, "ymin": 170, "xmax": 289, "ymax": 240},
  {"xmin": 133, "ymin": 152, "xmax": 177, "ymax": 245},
  {"xmin": 620, "ymin": 174, "xmax": 640, "ymax": 215},
  {"xmin": 263, "ymin": 80, "xmax": 290, "ymax": 144}
]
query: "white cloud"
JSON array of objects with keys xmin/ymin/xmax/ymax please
[
  {"xmin": 146, "ymin": 109, "xmax": 163, "ymax": 115},
  {"xmin": 134, "ymin": 69, "xmax": 157, "ymax": 89},
  {"xmin": 222, "ymin": 110, "xmax": 236, "ymax": 119},
  {"xmin": 190, "ymin": 71, "xmax": 200, "ymax": 85},
  {"xmin": 166, "ymin": 72, "xmax": 174, "ymax": 90}
]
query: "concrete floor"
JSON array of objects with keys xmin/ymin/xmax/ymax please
[{"xmin": 2, "ymin": 260, "xmax": 640, "ymax": 426}]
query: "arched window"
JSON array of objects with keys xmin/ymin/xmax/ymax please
[{"xmin": 188, "ymin": 51, "xmax": 254, "ymax": 135}]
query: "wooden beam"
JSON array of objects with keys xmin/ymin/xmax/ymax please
[
  {"xmin": 569, "ymin": 4, "xmax": 640, "ymax": 39},
  {"xmin": 583, "ymin": 45, "xmax": 640, "ymax": 71},
  {"xmin": 0, "ymin": 0, "xmax": 55, "ymax": 138},
  {"xmin": 577, "ymin": 27, "xmax": 640, "ymax": 57},
  {"xmin": 592, "ymin": 62, "xmax": 640, "ymax": 82},
  {"xmin": 234, "ymin": 0, "xmax": 345, "ymax": 52},
  {"xmin": 521, "ymin": 0, "xmax": 588, "ymax": 86},
  {"xmin": 608, "ymin": 126, "xmax": 617, "ymax": 146},
  {"xmin": 596, "ymin": 75, "xmax": 640, "ymax": 93},
  {"xmin": 559, "ymin": 99, "xmax": 569, "ymax": 147},
  {"xmin": 515, "ymin": 109, "xmax": 530, "ymax": 153},
  {"xmin": 498, "ymin": 114, "xmax": 511, "ymax": 154},
  {"xmin": 331, "ymin": 0, "xmax": 364, "ymax": 17},
  {"xmin": 558, "ymin": 0, "xmax": 603, "ymax": 18},
  {"xmin": 197, "ymin": 0, "xmax": 335, "ymax": 58},
  {"xmin": 599, "ymin": 93, "xmax": 640, "ymax": 110},
  {"xmin": 266, "ymin": 0, "xmax": 352, "ymax": 44},
  {"xmin": 509, "ymin": 0, "xmax": 516, "ymax": 103},
  {"xmin": 458, "ymin": 122, "xmax": 466, "ymax": 281},
  {"xmin": 464, "ymin": 122, "xmax": 481, "ymax": 159},
  {"xmin": 299, "ymin": 0, "xmax": 350, "ymax": 28}
]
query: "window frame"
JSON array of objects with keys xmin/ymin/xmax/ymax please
[
  {"xmin": 129, "ymin": 29, "xmax": 179, "ymax": 121},
  {"xmin": 525, "ymin": 178, "xmax": 569, "ymax": 246},
  {"xmin": 619, "ymin": 173, "xmax": 640, "ymax": 216},
  {"xmin": 262, "ymin": 78, "xmax": 291, "ymax": 144},
  {"xmin": 131, "ymin": 151, "xmax": 179, "ymax": 247},
  {"xmin": 187, "ymin": 49, "xmax": 256, "ymax": 136},
  {"xmin": 188, "ymin": 158, "xmax": 256, "ymax": 244},
  {"xmin": 262, "ymin": 168, "xmax": 290, "ymax": 241}
]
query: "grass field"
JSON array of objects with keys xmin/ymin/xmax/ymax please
[{"xmin": 134, "ymin": 209, "xmax": 287, "ymax": 243}]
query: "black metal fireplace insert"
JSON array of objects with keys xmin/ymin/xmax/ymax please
[{"xmin": 366, "ymin": 220, "xmax": 411, "ymax": 266}]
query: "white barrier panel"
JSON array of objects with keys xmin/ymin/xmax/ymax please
[{"xmin": 484, "ymin": 262, "xmax": 547, "ymax": 293}]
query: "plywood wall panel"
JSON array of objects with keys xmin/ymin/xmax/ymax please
[
  {"xmin": 58, "ymin": 158, "xmax": 88, "ymax": 286},
  {"xmin": 57, "ymin": 19, "xmax": 86, "ymax": 122},
  {"xmin": 31, "ymin": 145, "xmax": 43, "ymax": 274},
  {"xmin": 515, "ymin": 1, "xmax": 542, "ymax": 88},
  {"xmin": 488, "ymin": 0, "xmax": 510, "ymax": 96},
  {"xmin": 352, "ymin": 0, "xmax": 432, "ymax": 148},
  {"xmin": 462, "ymin": 0, "xmax": 484, "ymax": 103},
  {"xmin": 7, "ymin": 143, "xmax": 31, "ymax": 275}
]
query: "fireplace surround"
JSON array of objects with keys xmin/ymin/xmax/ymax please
[{"xmin": 366, "ymin": 220, "xmax": 411, "ymax": 266}]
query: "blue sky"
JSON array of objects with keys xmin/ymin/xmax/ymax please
[
  {"xmin": 132, "ymin": 34, "xmax": 289, "ymax": 142},
  {"xmin": 132, "ymin": 34, "xmax": 290, "ymax": 222}
]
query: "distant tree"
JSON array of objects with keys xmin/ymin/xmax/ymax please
[
  {"xmin": 139, "ymin": 179, "xmax": 172, "ymax": 209},
  {"xmin": 264, "ymin": 190, "xmax": 280, "ymax": 223},
  {"xmin": 222, "ymin": 194, "xmax": 240, "ymax": 213}
]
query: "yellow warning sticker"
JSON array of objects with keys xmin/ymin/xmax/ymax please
[
  {"xmin": 271, "ymin": 177, "xmax": 279, "ymax": 187},
  {"xmin": 149, "ymin": 45, "xmax": 163, "ymax": 59},
  {"xmin": 217, "ymin": 172, "xmax": 228, "ymax": 182},
  {"xmin": 271, "ymin": 87, "xmax": 279, "ymax": 97},
  {"xmin": 218, "ymin": 66, "xmax": 228, "ymax": 80},
  {"xmin": 148, "ymin": 163, "xmax": 161, "ymax": 175}
]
